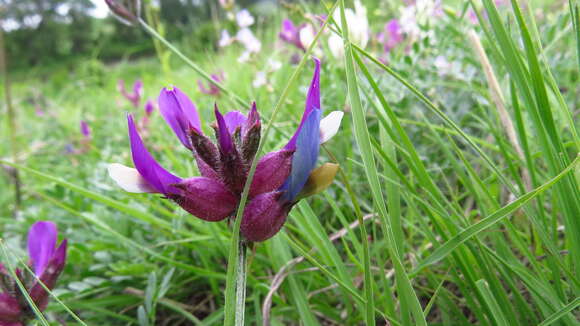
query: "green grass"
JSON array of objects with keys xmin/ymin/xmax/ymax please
[{"xmin": 1, "ymin": 1, "xmax": 579, "ymax": 325}]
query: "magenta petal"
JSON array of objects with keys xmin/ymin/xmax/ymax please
[
  {"xmin": 224, "ymin": 111, "xmax": 247, "ymax": 134},
  {"xmin": 241, "ymin": 191, "xmax": 287, "ymax": 242},
  {"xmin": 158, "ymin": 87, "xmax": 202, "ymax": 149},
  {"xmin": 286, "ymin": 58, "xmax": 321, "ymax": 150},
  {"xmin": 27, "ymin": 221, "xmax": 57, "ymax": 277},
  {"xmin": 279, "ymin": 19, "xmax": 297, "ymax": 42},
  {"xmin": 250, "ymin": 149, "xmax": 293, "ymax": 197},
  {"xmin": 214, "ymin": 106, "xmax": 234, "ymax": 154},
  {"xmin": 80, "ymin": 120, "xmax": 91, "ymax": 138},
  {"xmin": 128, "ymin": 114, "xmax": 182, "ymax": 194},
  {"xmin": 242, "ymin": 102, "xmax": 260, "ymax": 136},
  {"xmin": 174, "ymin": 177, "xmax": 238, "ymax": 221}
]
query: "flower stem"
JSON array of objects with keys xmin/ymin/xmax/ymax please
[{"xmin": 235, "ymin": 240, "xmax": 248, "ymax": 326}]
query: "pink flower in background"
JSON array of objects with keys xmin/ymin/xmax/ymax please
[
  {"xmin": 198, "ymin": 72, "xmax": 226, "ymax": 96},
  {"xmin": 378, "ymin": 19, "xmax": 404, "ymax": 53},
  {"xmin": 279, "ymin": 19, "xmax": 306, "ymax": 51},
  {"xmin": 118, "ymin": 79, "xmax": 143, "ymax": 108},
  {"xmin": 139, "ymin": 99, "xmax": 157, "ymax": 134},
  {"xmin": 80, "ymin": 120, "xmax": 91, "ymax": 140}
]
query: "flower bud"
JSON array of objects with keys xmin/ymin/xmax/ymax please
[
  {"xmin": 0, "ymin": 293, "xmax": 21, "ymax": 322},
  {"xmin": 249, "ymin": 149, "xmax": 293, "ymax": 198},
  {"xmin": 189, "ymin": 128, "xmax": 220, "ymax": 171},
  {"xmin": 172, "ymin": 177, "xmax": 238, "ymax": 221},
  {"xmin": 104, "ymin": 0, "xmax": 141, "ymax": 25},
  {"xmin": 29, "ymin": 240, "xmax": 67, "ymax": 311},
  {"xmin": 241, "ymin": 192, "xmax": 288, "ymax": 242}
]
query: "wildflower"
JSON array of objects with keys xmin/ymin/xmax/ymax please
[
  {"xmin": 118, "ymin": 79, "xmax": 143, "ymax": 108},
  {"xmin": 378, "ymin": 19, "xmax": 404, "ymax": 53},
  {"xmin": 198, "ymin": 72, "xmax": 225, "ymax": 97},
  {"xmin": 219, "ymin": 0, "xmax": 234, "ymax": 11},
  {"xmin": 80, "ymin": 120, "xmax": 91, "ymax": 140},
  {"xmin": 108, "ymin": 59, "xmax": 343, "ymax": 242},
  {"xmin": 279, "ymin": 19, "xmax": 306, "ymax": 51},
  {"xmin": 139, "ymin": 99, "xmax": 156, "ymax": 133},
  {"xmin": 0, "ymin": 221, "xmax": 68, "ymax": 325},
  {"xmin": 328, "ymin": 0, "xmax": 369, "ymax": 58},
  {"xmin": 236, "ymin": 9, "xmax": 255, "ymax": 28},
  {"xmin": 252, "ymin": 59, "xmax": 282, "ymax": 90},
  {"xmin": 79, "ymin": 120, "xmax": 92, "ymax": 153},
  {"xmin": 218, "ymin": 8, "xmax": 261, "ymax": 62}
]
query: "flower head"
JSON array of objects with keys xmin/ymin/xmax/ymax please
[
  {"xmin": 108, "ymin": 59, "xmax": 343, "ymax": 242},
  {"xmin": 379, "ymin": 19, "xmax": 404, "ymax": 53},
  {"xmin": 0, "ymin": 222, "xmax": 67, "ymax": 325},
  {"xmin": 80, "ymin": 120, "xmax": 91, "ymax": 139},
  {"xmin": 118, "ymin": 79, "xmax": 143, "ymax": 108},
  {"xmin": 279, "ymin": 19, "xmax": 306, "ymax": 51}
]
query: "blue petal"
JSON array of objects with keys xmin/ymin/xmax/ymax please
[{"xmin": 280, "ymin": 108, "xmax": 321, "ymax": 201}]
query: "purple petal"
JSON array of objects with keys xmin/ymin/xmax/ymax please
[
  {"xmin": 144, "ymin": 100, "xmax": 155, "ymax": 116},
  {"xmin": 133, "ymin": 80, "xmax": 143, "ymax": 98},
  {"xmin": 279, "ymin": 19, "xmax": 297, "ymax": 42},
  {"xmin": 173, "ymin": 177, "xmax": 238, "ymax": 221},
  {"xmin": 158, "ymin": 87, "xmax": 202, "ymax": 149},
  {"xmin": 280, "ymin": 108, "xmax": 321, "ymax": 201},
  {"xmin": 250, "ymin": 149, "xmax": 293, "ymax": 197},
  {"xmin": 242, "ymin": 102, "xmax": 260, "ymax": 137},
  {"xmin": 224, "ymin": 111, "xmax": 247, "ymax": 134},
  {"xmin": 286, "ymin": 58, "xmax": 321, "ymax": 150},
  {"xmin": 241, "ymin": 191, "xmax": 287, "ymax": 242},
  {"xmin": 80, "ymin": 120, "xmax": 91, "ymax": 138},
  {"xmin": 128, "ymin": 114, "xmax": 182, "ymax": 194},
  {"xmin": 214, "ymin": 105, "xmax": 234, "ymax": 154},
  {"xmin": 27, "ymin": 221, "xmax": 57, "ymax": 277},
  {"xmin": 29, "ymin": 240, "xmax": 67, "ymax": 311}
]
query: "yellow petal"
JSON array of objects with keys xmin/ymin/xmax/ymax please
[{"xmin": 297, "ymin": 163, "xmax": 339, "ymax": 199}]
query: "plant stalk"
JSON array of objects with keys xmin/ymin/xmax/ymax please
[{"xmin": 235, "ymin": 240, "xmax": 248, "ymax": 326}]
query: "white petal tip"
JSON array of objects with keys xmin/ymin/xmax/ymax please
[
  {"xmin": 107, "ymin": 163, "xmax": 156, "ymax": 193},
  {"xmin": 320, "ymin": 111, "xmax": 344, "ymax": 144}
]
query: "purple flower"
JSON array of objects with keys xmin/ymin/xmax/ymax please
[
  {"xmin": 109, "ymin": 59, "xmax": 344, "ymax": 242},
  {"xmin": 279, "ymin": 19, "xmax": 305, "ymax": 51},
  {"xmin": 80, "ymin": 120, "xmax": 91, "ymax": 139},
  {"xmin": 0, "ymin": 222, "xmax": 67, "ymax": 325},
  {"xmin": 144, "ymin": 99, "xmax": 156, "ymax": 117},
  {"xmin": 118, "ymin": 79, "xmax": 143, "ymax": 108},
  {"xmin": 198, "ymin": 73, "xmax": 225, "ymax": 96},
  {"xmin": 380, "ymin": 19, "xmax": 404, "ymax": 53}
]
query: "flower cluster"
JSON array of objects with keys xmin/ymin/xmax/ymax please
[
  {"xmin": 0, "ymin": 222, "xmax": 68, "ymax": 326},
  {"xmin": 108, "ymin": 59, "xmax": 343, "ymax": 242}
]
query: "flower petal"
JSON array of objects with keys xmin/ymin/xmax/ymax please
[
  {"xmin": 27, "ymin": 221, "xmax": 57, "ymax": 277},
  {"xmin": 241, "ymin": 191, "xmax": 287, "ymax": 242},
  {"xmin": 280, "ymin": 108, "xmax": 321, "ymax": 201},
  {"xmin": 250, "ymin": 149, "xmax": 293, "ymax": 197},
  {"xmin": 128, "ymin": 114, "xmax": 182, "ymax": 194},
  {"xmin": 173, "ymin": 177, "xmax": 238, "ymax": 221},
  {"xmin": 286, "ymin": 58, "xmax": 321, "ymax": 150},
  {"xmin": 319, "ymin": 111, "xmax": 343, "ymax": 144},
  {"xmin": 158, "ymin": 87, "xmax": 202, "ymax": 149},
  {"xmin": 214, "ymin": 106, "xmax": 234, "ymax": 154},
  {"xmin": 296, "ymin": 163, "xmax": 339, "ymax": 199},
  {"xmin": 107, "ymin": 163, "xmax": 157, "ymax": 193},
  {"xmin": 29, "ymin": 239, "xmax": 67, "ymax": 311},
  {"xmin": 224, "ymin": 111, "xmax": 247, "ymax": 134}
]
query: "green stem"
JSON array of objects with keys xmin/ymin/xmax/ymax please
[{"xmin": 235, "ymin": 240, "xmax": 248, "ymax": 326}]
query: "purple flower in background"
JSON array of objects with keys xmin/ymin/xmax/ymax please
[
  {"xmin": 80, "ymin": 120, "xmax": 91, "ymax": 139},
  {"xmin": 279, "ymin": 19, "xmax": 305, "ymax": 51},
  {"xmin": 109, "ymin": 59, "xmax": 344, "ymax": 242},
  {"xmin": 379, "ymin": 19, "xmax": 404, "ymax": 53},
  {"xmin": 118, "ymin": 79, "xmax": 143, "ymax": 108},
  {"xmin": 0, "ymin": 221, "xmax": 68, "ymax": 325},
  {"xmin": 198, "ymin": 72, "xmax": 225, "ymax": 96}
]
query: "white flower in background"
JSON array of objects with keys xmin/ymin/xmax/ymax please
[
  {"xmin": 399, "ymin": 0, "xmax": 442, "ymax": 40},
  {"xmin": 236, "ymin": 28, "xmax": 261, "ymax": 53},
  {"xmin": 218, "ymin": 30, "xmax": 234, "ymax": 47},
  {"xmin": 299, "ymin": 24, "xmax": 316, "ymax": 50},
  {"xmin": 328, "ymin": 0, "xmax": 369, "ymax": 58},
  {"xmin": 268, "ymin": 58, "xmax": 282, "ymax": 71},
  {"xmin": 253, "ymin": 71, "xmax": 267, "ymax": 88},
  {"xmin": 236, "ymin": 9, "xmax": 255, "ymax": 28}
]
